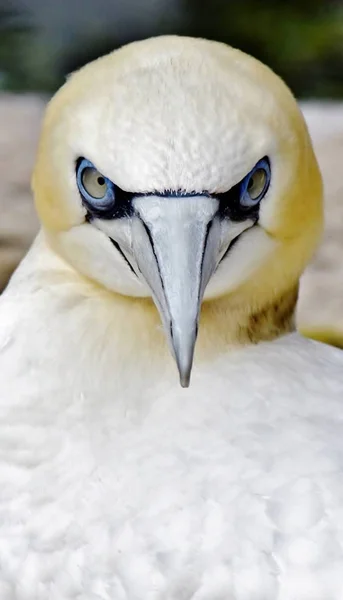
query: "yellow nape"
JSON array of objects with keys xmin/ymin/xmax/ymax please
[{"xmin": 300, "ymin": 326, "xmax": 343, "ymax": 350}]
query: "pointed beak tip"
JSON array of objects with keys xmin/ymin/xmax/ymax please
[
  {"xmin": 176, "ymin": 355, "xmax": 193, "ymax": 388},
  {"xmin": 179, "ymin": 371, "xmax": 191, "ymax": 388}
]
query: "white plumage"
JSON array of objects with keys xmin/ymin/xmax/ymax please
[{"xmin": 0, "ymin": 36, "xmax": 343, "ymax": 599}]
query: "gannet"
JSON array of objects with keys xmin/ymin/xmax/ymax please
[{"xmin": 1, "ymin": 35, "xmax": 343, "ymax": 600}]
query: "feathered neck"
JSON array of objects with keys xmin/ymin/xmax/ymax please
[{"xmin": 20, "ymin": 233, "xmax": 298, "ymax": 368}]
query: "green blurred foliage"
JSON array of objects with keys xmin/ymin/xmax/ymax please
[
  {"xmin": 182, "ymin": 0, "xmax": 343, "ymax": 98},
  {"xmin": 0, "ymin": 5, "xmax": 30, "ymax": 89},
  {"xmin": 0, "ymin": 0, "xmax": 343, "ymax": 97}
]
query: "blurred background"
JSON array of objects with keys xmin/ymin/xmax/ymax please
[{"xmin": 0, "ymin": 0, "xmax": 343, "ymax": 333}]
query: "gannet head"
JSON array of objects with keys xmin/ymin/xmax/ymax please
[{"xmin": 32, "ymin": 35, "xmax": 323, "ymax": 387}]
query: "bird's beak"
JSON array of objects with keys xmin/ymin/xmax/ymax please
[{"xmin": 131, "ymin": 195, "xmax": 221, "ymax": 387}]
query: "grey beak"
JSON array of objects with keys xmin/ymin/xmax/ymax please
[{"xmin": 131, "ymin": 195, "xmax": 221, "ymax": 387}]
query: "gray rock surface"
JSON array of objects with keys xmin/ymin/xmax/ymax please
[
  {"xmin": 0, "ymin": 94, "xmax": 43, "ymax": 291},
  {"xmin": 298, "ymin": 102, "xmax": 343, "ymax": 331}
]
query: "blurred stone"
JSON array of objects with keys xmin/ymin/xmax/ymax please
[
  {"xmin": 0, "ymin": 94, "xmax": 342, "ymax": 333},
  {"xmin": 0, "ymin": 94, "xmax": 44, "ymax": 291},
  {"xmin": 298, "ymin": 102, "xmax": 343, "ymax": 332}
]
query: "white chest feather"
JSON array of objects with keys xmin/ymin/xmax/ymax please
[{"xmin": 1, "ymin": 249, "xmax": 343, "ymax": 600}]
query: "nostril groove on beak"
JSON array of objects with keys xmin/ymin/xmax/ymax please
[
  {"xmin": 220, "ymin": 234, "xmax": 241, "ymax": 264},
  {"xmin": 140, "ymin": 221, "xmax": 168, "ymax": 299},
  {"xmin": 198, "ymin": 219, "xmax": 213, "ymax": 304},
  {"xmin": 109, "ymin": 238, "xmax": 138, "ymax": 277},
  {"xmin": 218, "ymin": 220, "xmax": 258, "ymax": 267}
]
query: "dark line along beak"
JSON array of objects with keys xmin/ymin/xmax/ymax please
[
  {"xmin": 131, "ymin": 195, "xmax": 221, "ymax": 387},
  {"xmin": 109, "ymin": 238, "xmax": 138, "ymax": 276}
]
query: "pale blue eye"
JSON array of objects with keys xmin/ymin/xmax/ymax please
[
  {"xmin": 239, "ymin": 158, "xmax": 271, "ymax": 207},
  {"xmin": 76, "ymin": 158, "xmax": 115, "ymax": 210}
]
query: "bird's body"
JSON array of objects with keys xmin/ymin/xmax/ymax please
[
  {"xmin": 0, "ymin": 36, "xmax": 343, "ymax": 599},
  {"xmin": 1, "ymin": 234, "xmax": 343, "ymax": 599}
]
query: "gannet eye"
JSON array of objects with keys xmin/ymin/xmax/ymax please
[
  {"xmin": 76, "ymin": 158, "xmax": 115, "ymax": 210},
  {"xmin": 239, "ymin": 158, "xmax": 270, "ymax": 207}
]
